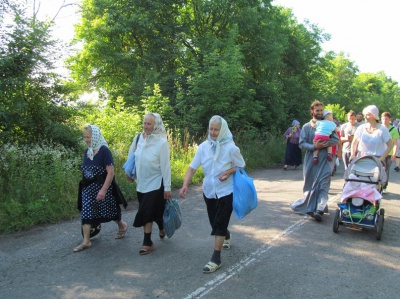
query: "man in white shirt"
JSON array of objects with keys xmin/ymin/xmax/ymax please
[{"xmin": 340, "ymin": 110, "xmax": 359, "ymax": 169}]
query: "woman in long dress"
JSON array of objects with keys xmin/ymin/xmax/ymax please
[
  {"xmin": 74, "ymin": 125, "xmax": 127, "ymax": 252},
  {"xmin": 283, "ymin": 120, "xmax": 302, "ymax": 170}
]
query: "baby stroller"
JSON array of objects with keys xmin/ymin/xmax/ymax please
[{"xmin": 332, "ymin": 155, "xmax": 386, "ymax": 240}]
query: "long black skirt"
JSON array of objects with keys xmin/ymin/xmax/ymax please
[
  {"xmin": 284, "ymin": 141, "xmax": 302, "ymax": 166},
  {"xmin": 133, "ymin": 183, "xmax": 165, "ymax": 230}
]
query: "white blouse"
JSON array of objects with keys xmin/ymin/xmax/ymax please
[
  {"xmin": 190, "ymin": 140, "xmax": 245, "ymax": 199},
  {"xmin": 354, "ymin": 123, "xmax": 391, "ymax": 156},
  {"xmin": 133, "ymin": 134, "xmax": 171, "ymax": 193}
]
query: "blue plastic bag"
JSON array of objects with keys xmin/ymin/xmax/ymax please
[
  {"xmin": 233, "ymin": 167, "xmax": 258, "ymax": 219},
  {"xmin": 163, "ymin": 198, "xmax": 182, "ymax": 238},
  {"xmin": 122, "ymin": 152, "xmax": 136, "ymax": 179},
  {"xmin": 123, "ymin": 133, "xmax": 141, "ymax": 179}
]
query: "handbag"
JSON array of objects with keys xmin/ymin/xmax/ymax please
[
  {"xmin": 123, "ymin": 152, "xmax": 136, "ymax": 179},
  {"xmin": 233, "ymin": 167, "xmax": 258, "ymax": 219},
  {"xmin": 163, "ymin": 198, "xmax": 182, "ymax": 238},
  {"xmin": 123, "ymin": 133, "xmax": 141, "ymax": 179}
]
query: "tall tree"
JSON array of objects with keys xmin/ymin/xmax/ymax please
[
  {"xmin": 353, "ymin": 72, "xmax": 400, "ymax": 116},
  {"xmin": 0, "ymin": 1, "xmax": 79, "ymax": 146},
  {"xmin": 315, "ymin": 52, "xmax": 359, "ymax": 110},
  {"xmin": 68, "ymin": 0, "xmax": 330, "ymax": 135}
]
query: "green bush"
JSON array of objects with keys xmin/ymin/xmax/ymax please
[{"xmin": 0, "ymin": 142, "xmax": 81, "ymax": 232}]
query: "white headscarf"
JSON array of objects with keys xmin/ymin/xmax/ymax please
[
  {"xmin": 87, "ymin": 125, "xmax": 108, "ymax": 160},
  {"xmin": 363, "ymin": 105, "xmax": 380, "ymax": 121},
  {"xmin": 207, "ymin": 115, "xmax": 234, "ymax": 160},
  {"xmin": 145, "ymin": 113, "xmax": 167, "ymax": 140}
]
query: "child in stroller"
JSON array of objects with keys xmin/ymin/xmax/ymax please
[{"xmin": 333, "ymin": 155, "xmax": 386, "ymax": 240}]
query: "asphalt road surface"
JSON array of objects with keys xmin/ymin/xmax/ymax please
[{"xmin": 1, "ymin": 162, "xmax": 400, "ymax": 299}]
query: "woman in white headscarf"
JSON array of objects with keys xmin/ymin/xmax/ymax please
[
  {"xmin": 351, "ymin": 105, "xmax": 392, "ymax": 162},
  {"xmin": 179, "ymin": 115, "xmax": 245, "ymax": 274},
  {"xmin": 127, "ymin": 113, "xmax": 171, "ymax": 255},
  {"xmin": 74, "ymin": 125, "xmax": 128, "ymax": 252}
]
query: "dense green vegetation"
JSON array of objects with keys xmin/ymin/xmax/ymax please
[{"xmin": 1, "ymin": 0, "xmax": 400, "ymax": 233}]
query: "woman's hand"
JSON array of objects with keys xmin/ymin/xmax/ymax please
[
  {"xmin": 126, "ymin": 174, "xmax": 134, "ymax": 182},
  {"xmin": 164, "ymin": 191, "xmax": 172, "ymax": 200},
  {"xmin": 96, "ymin": 189, "xmax": 106, "ymax": 201},
  {"xmin": 179, "ymin": 186, "xmax": 188, "ymax": 198},
  {"xmin": 219, "ymin": 167, "xmax": 236, "ymax": 181},
  {"xmin": 219, "ymin": 171, "xmax": 229, "ymax": 181}
]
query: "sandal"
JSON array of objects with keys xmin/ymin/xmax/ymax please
[
  {"xmin": 222, "ymin": 236, "xmax": 231, "ymax": 250},
  {"xmin": 327, "ymin": 153, "xmax": 333, "ymax": 161},
  {"xmin": 313, "ymin": 156, "xmax": 318, "ymax": 164},
  {"xmin": 139, "ymin": 243, "xmax": 155, "ymax": 255},
  {"xmin": 159, "ymin": 229, "xmax": 166, "ymax": 239},
  {"xmin": 115, "ymin": 222, "xmax": 128, "ymax": 239},
  {"xmin": 203, "ymin": 261, "xmax": 221, "ymax": 274},
  {"xmin": 73, "ymin": 243, "xmax": 91, "ymax": 253}
]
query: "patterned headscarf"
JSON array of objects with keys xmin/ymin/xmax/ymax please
[
  {"xmin": 87, "ymin": 125, "xmax": 108, "ymax": 160},
  {"xmin": 207, "ymin": 115, "xmax": 234, "ymax": 161},
  {"xmin": 146, "ymin": 113, "xmax": 167, "ymax": 139}
]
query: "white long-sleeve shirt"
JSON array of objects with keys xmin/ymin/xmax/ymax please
[
  {"xmin": 190, "ymin": 140, "xmax": 245, "ymax": 199},
  {"xmin": 132, "ymin": 134, "xmax": 171, "ymax": 193}
]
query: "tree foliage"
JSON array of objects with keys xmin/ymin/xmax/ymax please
[
  {"xmin": 316, "ymin": 52, "xmax": 400, "ymax": 118},
  {"xmin": 68, "ymin": 0, "xmax": 332, "ymax": 136},
  {"xmin": 3, "ymin": 0, "xmax": 400, "ymax": 149},
  {"xmin": 0, "ymin": 1, "xmax": 80, "ymax": 147}
]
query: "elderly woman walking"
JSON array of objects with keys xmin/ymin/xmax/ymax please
[
  {"xmin": 179, "ymin": 115, "xmax": 245, "ymax": 274},
  {"xmin": 74, "ymin": 124, "xmax": 128, "ymax": 252},
  {"xmin": 283, "ymin": 120, "xmax": 302, "ymax": 170},
  {"xmin": 127, "ymin": 113, "xmax": 171, "ymax": 255}
]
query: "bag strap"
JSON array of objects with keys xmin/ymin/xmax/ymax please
[
  {"xmin": 136, "ymin": 132, "xmax": 141, "ymax": 144},
  {"xmin": 389, "ymin": 126, "xmax": 394, "ymax": 133},
  {"xmin": 347, "ymin": 202, "xmax": 365, "ymax": 224},
  {"xmin": 133, "ymin": 132, "xmax": 141, "ymax": 151}
]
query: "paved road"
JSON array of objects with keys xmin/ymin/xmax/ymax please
[{"xmin": 1, "ymin": 163, "xmax": 400, "ymax": 299}]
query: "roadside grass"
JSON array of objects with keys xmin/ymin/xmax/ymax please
[{"xmin": 0, "ymin": 133, "xmax": 285, "ymax": 233}]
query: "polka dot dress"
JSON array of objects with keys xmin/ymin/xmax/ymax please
[{"xmin": 81, "ymin": 146, "xmax": 118, "ymax": 223}]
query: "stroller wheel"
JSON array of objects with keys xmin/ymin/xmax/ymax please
[
  {"xmin": 376, "ymin": 214, "xmax": 384, "ymax": 241},
  {"xmin": 333, "ymin": 209, "xmax": 340, "ymax": 233}
]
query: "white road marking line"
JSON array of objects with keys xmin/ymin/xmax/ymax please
[{"xmin": 183, "ymin": 195, "xmax": 340, "ymax": 299}]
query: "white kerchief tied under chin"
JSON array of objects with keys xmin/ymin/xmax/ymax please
[
  {"xmin": 208, "ymin": 116, "xmax": 234, "ymax": 161},
  {"xmin": 87, "ymin": 125, "xmax": 108, "ymax": 160},
  {"xmin": 145, "ymin": 113, "xmax": 167, "ymax": 141}
]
